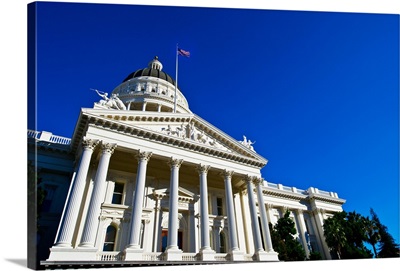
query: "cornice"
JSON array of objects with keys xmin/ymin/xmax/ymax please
[
  {"xmin": 72, "ymin": 109, "xmax": 267, "ymax": 168},
  {"xmin": 262, "ymin": 186, "xmax": 346, "ymax": 205},
  {"xmin": 309, "ymin": 194, "xmax": 346, "ymax": 205},
  {"xmin": 28, "ymin": 138, "xmax": 73, "ymax": 155},
  {"xmin": 262, "ymin": 187, "xmax": 308, "ymax": 201}
]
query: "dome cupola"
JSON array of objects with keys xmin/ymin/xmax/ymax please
[
  {"xmin": 109, "ymin": 56, "xmax": 191, "ymax": 113},
  {"xmin": 148, "ymin": 56, "xmax": 163, "ymax": 70}
]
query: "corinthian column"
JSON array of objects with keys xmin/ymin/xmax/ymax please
[
  {"xmin": 197, "ymin": 164, "xmax": 215, "ymax": 261},
  {"xmin": 245, "ymin": 176, "xmax": 264, "ymax": 254},
  {"xmin": 53, "ymin": 138, "xmax": 99, "ymax": 247},
  {"xmin": 255, "ymin": 178, "xmax": 275, "ymax": 253},
  {"xmin": 164, "ymin": 158, "xmax": 183, "ymax": 261},
  {"xmin": 79, "ymin": 142, "xmax": 117, "ymax": 248},
  {"xmin": 296, "ymin": 209, "xmax": 311, "ymax": 257},
  {"xmin": 221, "ymin": 170, "xmax": 244, "ymax": 261},
  {"xmin": 125, "ymin": 150, "xmax": 152, "ymax": 260}
]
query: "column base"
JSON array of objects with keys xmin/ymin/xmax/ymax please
[
  {"xmin": 163, "ymin": 247, "xmax": 183, "ymax": 261},
  {"xmin": 198, "ymin": 248, "xmax": 216, "ymax": 261},
  {"xmin": 47, "ymin": 247, "xmax": 98, "ymax": 261},
  {"xmin": 228, "ymin": 250, "xmax": 245, "ymax": 261},
  {"xmin": 254, "ymin": 250, "xmax": 279, "ymax": 261},
  {"xmin": 124, "ymin": 248, "xmax": 144, "ymax": 261}
]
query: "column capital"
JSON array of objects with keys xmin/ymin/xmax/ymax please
[
  {"xmin": 82, "ymin": 138, "xmax": 99, "ymax": 150},
  {"xmin": 100, "ymin": 142, "xmax": 117, "ymax": 155},
  {"xmin": 253, "ymin": 177, "xmax": 264, "ymax": 186},
  {"xmin": 135, "ymin": 150, "xmax": 152, "ymax": 162},
  {"xmin": 196, "ymin": 164, "xmax": 210, "ymax": 175},
  {"xmin": 168, "ymin": 158, "xmax": 183, "ymax": 168},
  {"xmin": 220, "ymin": 169, "xmax": 234, "ymax": 179},
  {"xmin": 244, "ymin": 175, "xmax": 256, "ymax": 183}
]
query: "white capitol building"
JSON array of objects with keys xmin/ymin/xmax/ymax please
[{"xmin": 30, "ymin": 56, "xmax": 345, "ymax": 268}]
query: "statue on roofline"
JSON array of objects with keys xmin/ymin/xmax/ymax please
[
  {"xmin": 92, "ymin": 88, "xmax": 126, "ymax": 110},
  {"xmin": 240, "ymin": 135, "xmax": 255, "ymax": 151}
]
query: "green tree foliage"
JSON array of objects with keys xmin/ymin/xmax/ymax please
[
  {"xmin": 323, "ymin": 211, "xmax": 373, "ymax": 259},
  {"xmin": 323, "ymin": 211, "xmax": 347, "ymax": 259},
  {"xmin": 308, "ymin": 251, "xmax": 322, "ymax": 260},
  {"xmin": 344, "ymin": 211, "xmax": 372, "ymax": 259},
  {"xmin": 269, "ymin": 210, "xmax": 306, "ymax": 261},
  {"xmin": 324, "ymin": 209, "xmax": 399, "ymax": 259},
  {"xmin": 364, "ymin": 215, "xmax": 380, "ymax": 257},
  {"xmin": 370, "ymin": 208, "xmax": 400, "ymax": 258}
]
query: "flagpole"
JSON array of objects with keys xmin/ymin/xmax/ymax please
[{"xmin": 174, "ymin": 43, "xmax": 178, "ymax": 113}]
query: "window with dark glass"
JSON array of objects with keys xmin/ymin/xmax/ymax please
[
  {"xmin": 219, "ymin": 231, "xmax": 226, "ymax": 253},
  {"xmin": 41, "ymin": 184, "xmax": 57, "ymax": 212},
  {"xmin": 112, "ymin": 183, "xmax": 124, "ymax": 204},
  {"xmin": 103, "ymin": 225, "xmax": 117, "ymax": 251},
  {"xmin": 216, "ymin": 197, "xmax": 223, "ymax": 216}
]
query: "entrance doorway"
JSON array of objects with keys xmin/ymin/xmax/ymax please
[{"xmin": 160, "ymin": 230, "xmax": 183, "ymax": 252}]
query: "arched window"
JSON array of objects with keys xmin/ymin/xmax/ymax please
[
  {"xmin": 103, "ymin": 225, "xmax": 117, "ymax": 251},
  {"xmin": 219, "ymin": 231, "xmax": 226, "ymax": 253}
]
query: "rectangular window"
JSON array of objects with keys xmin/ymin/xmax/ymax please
[
  {"xmin": 41, "ymin": 184, "xmax": 57, "ymax": 212},
  {"xmin": 112, "ymin": 183, "xmax": 124, "ymax": 205},
  {"xmin": 216, "ymin": 197, "xmax": 223, "ymax": 216}
]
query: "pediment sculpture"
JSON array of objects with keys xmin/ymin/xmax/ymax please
[{"xmin": 160, "ymin": 122, "xmax": 230, "ymax": 152}]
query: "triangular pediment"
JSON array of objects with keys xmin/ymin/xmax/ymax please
[
  {"xmin": 73, "ymin": 108, "xmax": 267, "ymax": 167},
  {"xmin": 154, "ymin": 186, "xmax": 195, "ymax": 198}
]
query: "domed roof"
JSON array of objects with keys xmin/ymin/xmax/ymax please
[{"xmin": 122, "ymin": 56, "xmax": 176, "ymax": 86}]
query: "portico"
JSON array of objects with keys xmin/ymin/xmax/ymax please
[{"xmin": 48, "ymin": 116, "xmax": 277, "ymax": 262}]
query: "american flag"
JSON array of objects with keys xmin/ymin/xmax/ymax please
[{"xmin": 178, "ymin": 48, "xmax": 190, "ymax": 57}]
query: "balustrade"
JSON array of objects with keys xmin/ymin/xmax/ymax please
[
  {"xmin": 96, "ymin": 252, "xmax": 125, "ymax": 261},
  {"xmin": 28, "ymin": 129, "xmax": 71, "ymax": 145}
]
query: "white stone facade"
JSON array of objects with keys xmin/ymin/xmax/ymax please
[{"xmin": 38, "ymin": 57, "xmax": 345, "ymax": 266}]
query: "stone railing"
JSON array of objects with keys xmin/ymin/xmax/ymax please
[
  {"xmin": 142, "ymin": 252, "xmax": 163, "ymax": 261},
  {"xmin": 96, "ymin": 252, "xmax": 125, "ymax": 261},
  {"xmin": 265, "ymin": 182, "xmax": 308, "ymax": 195},
  {"xmin": 28, "ymin": 129, "xmax": 71, "ymax": 145},
  {"xmin": 264, "ymin": 181, "xmax": 339, "ymax": 199},
  {"xmin": 308, "ymin": 187, "xmax": 339, "ymax": 198},
  {"xmin": 182, "ymin": 253, "xmax": 197, "ymax": 261},
  {"xmin": 95, "ymin": 252, "xmax": 233, "ymax": 262}
]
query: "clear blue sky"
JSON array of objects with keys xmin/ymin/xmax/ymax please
[{"xmin": 31, "ymin": 2, "xmax": 399, "ymax": 246}]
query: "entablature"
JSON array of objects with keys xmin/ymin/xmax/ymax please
[{"xmin": 71, "ymin": 109, "xmax": 267, "ymax": 169}]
